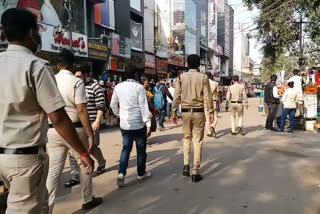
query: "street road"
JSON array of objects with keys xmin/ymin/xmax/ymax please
[{"xmin": 53, "ymin": 98, "xmax": 320, "ymax": 214}]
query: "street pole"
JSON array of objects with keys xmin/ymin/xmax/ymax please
[{"xmin": 65, "ymin": 0, "xmax": 73, "ymax": 51}]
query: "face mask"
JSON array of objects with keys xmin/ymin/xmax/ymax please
[{"xmin": 31, "ymin": 29, "xmax": 42, "ymax": 53}]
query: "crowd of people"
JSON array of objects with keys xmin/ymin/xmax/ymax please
[{"xmin": 0, "ymin": 8, "xmax": 306, "ymax": 214}]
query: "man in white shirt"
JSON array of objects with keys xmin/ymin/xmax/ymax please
[
  {"xmin": 288, "ymin": 69, "xmax": 303, "ymax": 94},
  {"xmin": 110, "ymin": 64, "xmax": 152, "ymax": 187}
]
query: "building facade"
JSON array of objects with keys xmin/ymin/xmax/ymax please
[{"xmin": 233, "ymin": 23, "xmax": 251, "ymax": 79}]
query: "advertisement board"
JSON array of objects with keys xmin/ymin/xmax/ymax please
[{"xmin": 40, "ymin": 23, "xmax": 88, "ymax": 57}]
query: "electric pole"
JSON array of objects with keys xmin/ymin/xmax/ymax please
[{"xmin": 64, "ymin": 0, "xmax": 73, "ymax": 50}]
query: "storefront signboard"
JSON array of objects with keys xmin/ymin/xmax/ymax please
[
  {"xmin": 40, "ymin": 23, "xmax": 88, "ymax": 57},
  {"xmin": 168, "ymin": 54, "xmax": 184, "ymax": 67},
  {"xmin": 112, "ymin": 33, "xmax": 131, "ymax": 58},
  {"xmin": 156, "ymin": 58, "xmax": 168, "ymax": 74},
  {"xmin": 88, "ymin": 39, "xmax": 108, "ymax": 60}
]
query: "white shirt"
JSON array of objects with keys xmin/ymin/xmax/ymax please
[
  {"xmin": 281, "ymin": 88, "xmax": 298, "ymax": 109},
  {"xmin": 273, "ymin": 86, "xmax": 280, "ymax": 99},
  {"xmin": 168, "ymin": 87, "xmax": 175, "ymax": 103},
  {"xmin": 110, "ymin": 79, "xmax": 151, "ymax": 130},
  {"xmin": 288, "ymin": 75, "xmax": 303, "ymax": 93},
  {"xmin": 54, "ymin": 70, "xmax": 87, "ymax": 122}
]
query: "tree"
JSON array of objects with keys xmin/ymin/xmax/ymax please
[
  {"xmin": 261, "ymin": 54, "xmax": 298, "ymax": 81},
  {"xmin": 243, "ymin": 0, "xmax": 320, "ymax": 63}
]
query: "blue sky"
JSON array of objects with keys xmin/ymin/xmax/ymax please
[{"xmin": 229, "ymin": 0, "xmax": 263, "ymax": 63}]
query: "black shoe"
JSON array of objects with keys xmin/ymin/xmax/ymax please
[
  {"xmin": 270, "ymin": 128, "xmax": 279, "ymax": 132},
  {"xmin": 192, "ymin": 174, "xmax": 203, "ymax": 183},
  {"xmin": 183, "ymin": 165, "xmax": 190, "ymax": 176},
  {"xmin": 82, "ymin": 196, "xmax": 103, "ymax": 210},
  {"xmin": 64, "ymin": 179, "xmax": 80, "ymax": 188},
  {"xmin": 238, "ymin": 128, "xmax": 245, "ymax": 136},
  {"xmin": 231, "ymin": 132, "xmax": 237, "ymax": 135},
  {"xmin": 96, "ymin": 164, "xmax": 106, "ymax": 175},
  {"xmin": 209, "ymin": 127, "xmax": 217, "ymax": 138}
]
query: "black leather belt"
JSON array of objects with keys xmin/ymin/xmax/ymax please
[
  {"xmin": 48, "ymin": 121, "xmax": 83, "ymax": 129},
  {"xmin": 231, "ymin": 101, "xmax": 243, "ymax": 104},
  {"xmin": 0, "ymin": 146, "xmax": 39, "ymax": 155},
  {"xmin": 181, "ymin": 108, "xmax": 204, "ymax": 113}
]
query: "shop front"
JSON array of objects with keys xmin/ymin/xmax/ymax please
[
  {"xmin": 144, "ymin": 53, "xmax": 157, "ymax": 80},
  {"xmin": 87, "ymin": 39, "xmax": 109, "ymax": 81},
  {"xmin": 167, "ymin": 53, "xmax": 185, "ymax": 78},
  {"xmin": 156, "ymin": 57, "xmax": 168, "ymax": 79},
  {"xmin": 109, "ymin": 33, "xmax": 131, "ymax": 84}
]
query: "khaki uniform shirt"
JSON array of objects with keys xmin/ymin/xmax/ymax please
[
  {"xmin": 226, "ymin": 82, "xmax": 248, "ymax": 103},
  {"xmin": 209, "ymin": 79, "xmax": 219, "ymax": 101},
  {"xmin": 0, "ymin": 45, "xmax": 65, "ymax": 149},
  {"xmin": 172, "ymin": 69, "xmax": 213, "ymax": 114},
  {"xmin": 53, "ymin": 70, "xmax": 87, "ymax": 122}
]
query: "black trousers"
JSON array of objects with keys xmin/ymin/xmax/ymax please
[{"xmin": 265, "ymin": 103, "xmax": 279, "ymax": 129}]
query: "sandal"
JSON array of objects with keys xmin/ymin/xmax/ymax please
[{"xmin": 64, "ymin": 179, "xmax": 80, "ymax": 188}]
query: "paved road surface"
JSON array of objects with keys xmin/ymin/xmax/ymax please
[{"xmin": 53, "ymin": 98, "xmax": 320, "ymax": 214}]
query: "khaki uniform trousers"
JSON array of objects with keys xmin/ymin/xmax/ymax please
[
  {"xmin": 205, "ymin": 102, "xmax": 219, "ymax": 134},
  {"xmin": 230, "ymin": 103, "xmax": 244, "ymax": 133},
  {"xmin": 182, "ymin": 112, "xmax": 206, "ymax": 175},
  {"xmin": 45, "ymin": 128, "xmax": 92, "ymax": 214},
  {"xmin": 0, "ymin": 148, "xmax": 48, "ymax": 214}
]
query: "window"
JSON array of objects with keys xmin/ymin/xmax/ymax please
[
  {"xmin": 130, "ymin": 0, "xmax": 141, "ymax": 12},
  {"xmin": 201, "ymin": 10, "xmax": 207, "ymax": 37},
  {"xmin": 185, "ymin": 30, "xmax": 196, "ymax": 55},
  {"xmin": 185, "ymin": 0, "xmax": 196, "ymax": 31}
]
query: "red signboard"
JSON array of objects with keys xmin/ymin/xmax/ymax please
[
  {"xmin": 156, "ymin": 58, "xmax": 168, "ymax": 74},
  {"xmin": 168, "ymin": 54, "xmax": 184, "ymax": 67}
]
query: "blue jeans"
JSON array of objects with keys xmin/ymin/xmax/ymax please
[
  {"xmin": 280, "ymin": 108, "xmax": 296, "ymax": 133},
  {"xmin": 167, "ymin": 102, "xmax": 172, "ymax": 119},
  {"xmin": 119, "ymin": 126, "xmax": 147, "ymax": 176},
  {"xmin": 159, "ymin": 108, "xmax": 166, "ymax": 128}
]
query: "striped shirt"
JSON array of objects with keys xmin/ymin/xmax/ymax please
[{"xmin": 85, "ymin": 82, "xmax": 105, "ymax": 121}]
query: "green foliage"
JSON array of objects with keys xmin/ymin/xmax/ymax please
[
  {"xmin": 243, "ymin": 0, "xmax": 320, "ymax": 63},
  {"xmin": 261, "ymin": 54, "xmax": 298, "ymax": 81}
]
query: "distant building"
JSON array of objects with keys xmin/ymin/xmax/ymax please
[{"xmin": 233, "ymin": 23, "xmax": 251, "ymax": 79}]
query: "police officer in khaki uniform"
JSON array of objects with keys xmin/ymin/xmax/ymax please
[
  {"xmin": 205, "ymin": 72, "xmax": 221, "ymax": 138},
  {"xmin": 0, "ymin": 9, "xmax": 94, "ymax": 214},
  {"xmin": 46, "ymin": 50, "xmax": 102, "ymax": 213},
  {"xmin": 227, "ymin": 76, "xmax": 248, "ymax": 135},
  {"xmin": 172, "ymin": 55, "xmax": 214, "ymax": 183}
]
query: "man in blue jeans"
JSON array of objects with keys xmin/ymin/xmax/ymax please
[
  {"xmin": 155, "ymin": 77, "xmax": 173, "ymax": 131},
  {"xmin": 110, "ymin": 64, "xmax": 152, "ymax": 187}
]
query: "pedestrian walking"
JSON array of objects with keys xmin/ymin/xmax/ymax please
[
  {"xmin": 265, "ymin": 75, "xmax": 280, "ymax": 131},
  {"xmin": 110, "ymin": 64, "xmax": 152, "ymax": 187},
  {"xmin": 166, "ymin": 83, "xmax": 175, "ymax": 120},
  {"xmin": 154, "ymin": 76, "xmax": 173, "ymax": 131},
  {"xmin": 65, "ymin": 72, "xmax": 107, "ymax": 187},
  {"xmin": 280, "ymin": 82, "xmax": 299, "ymax": 134},
  {"xmin": 205, "ymin": 72, "xmax": 221, "ymax": 138},
  {"xmin": 142, "ymin": 77, "xmax": 157, "ymax": 132},
  {"xmin": 46, "ymin": 50, "xmax": 102, "ymax": 213},
  {"xmin": 0, "ymin": 9, "xmax": 94, "ymax": 214},
  {"xmin": 172, "ymin": 54, "xmax": 214, "ymax": 183},
  {"xmin": 227, "ymin": 76, "xmax": 248, "ymax": 135}
]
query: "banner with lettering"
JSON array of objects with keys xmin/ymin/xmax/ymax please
[{"xmin": 40, "ymin": 23, "xmax": 88, "ymax": 57}]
